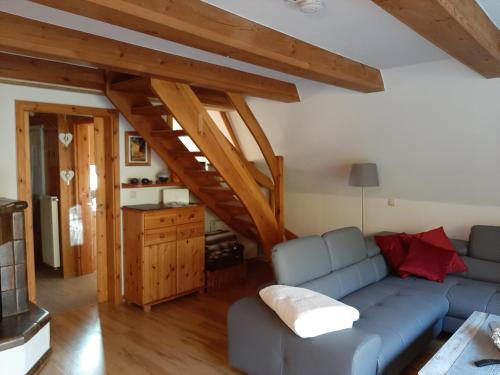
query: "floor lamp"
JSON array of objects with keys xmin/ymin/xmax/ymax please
[{"xmin": 349, "ymin": 163, "xmax": 379, "ymax": 234}]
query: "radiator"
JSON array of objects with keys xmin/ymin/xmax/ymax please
[{"xmin": 40, "ymin": 196, "xmax": 61, "ymax": 269}]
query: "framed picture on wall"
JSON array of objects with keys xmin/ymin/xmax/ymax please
[{"xmin": 125, "ymin": 131, "xmax": 151, "ymax": 166}]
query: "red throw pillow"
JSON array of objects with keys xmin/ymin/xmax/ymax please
[
  {"xmin": 399, "ymin": 227, "xmax": 467, "ymax": 274},
  {"xmin": 399, "ymin": 238, "xmax": 455, "ymax": 282},
  {"xmin": 374, "ymin": 234, "xmax": 410, "ymax": 278}
]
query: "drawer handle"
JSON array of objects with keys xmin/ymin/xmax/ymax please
[
  {"xmin": 159, "ymin": 218, "xmax": 165, "ymax": 223},
  {"xmin": 159, "ymin": 235, "xmax": 165, "ymax": 239}
]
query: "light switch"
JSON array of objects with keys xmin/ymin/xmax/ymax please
[
  {"xmin": 388, "ymin": 198, "xmax": 396, "ymax": 207},
  {"xmin": 129, "ymin": 190, "xmax": 137, "ymax": 199}
]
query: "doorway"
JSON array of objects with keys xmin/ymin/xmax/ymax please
[{"xmin": 15, "ymin": 101, "xmax": 121, "ymax": 306}]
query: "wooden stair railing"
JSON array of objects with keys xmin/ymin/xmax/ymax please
[
  {"xmin": 105, "ymin": 74, "xmax": 286, "ymax": 257},
  {"xmin": 150, "ymin": 79, "xmax": 281, "ymax": 253},
  {"xmin": 225, "ymin": 94, "xmax": 285, "ymax": 242}
]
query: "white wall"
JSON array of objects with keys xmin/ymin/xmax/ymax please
[
  {"xmin": 230, "ymin": 59, "xmax": 500, "ymax": 239},
  {"xmin": 286, "ymin": 192, "xmax": 500, "ymax": 240}
]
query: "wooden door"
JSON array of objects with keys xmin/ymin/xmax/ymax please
[
  {"xmin": 177, "ymin": 237, "xmax": 204, "ymax": 294},
  {"xmin": 143, "ymin": 242, "xmax": 177, "ymax": 304},
  {"xmin": 73, "ymin": 119, "xmax": 97, "ymax": 275}
]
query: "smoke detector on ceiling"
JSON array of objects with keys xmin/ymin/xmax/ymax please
[{"xmin": 287, "ymin": 0, "xmax": 324, "ymax": 14}]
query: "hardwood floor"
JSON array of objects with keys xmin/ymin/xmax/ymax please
[
  {"xmin": 36, "ymin": 265, "xmax": 97, "ymax": 314},
  {"xmin": 37, "ymin": 261, "xmax": 441, "ymax": 375}
]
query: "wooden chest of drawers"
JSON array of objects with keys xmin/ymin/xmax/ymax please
[{"xmin": 122, "ymin": 205, "xmax": 205, "ymax": 311}]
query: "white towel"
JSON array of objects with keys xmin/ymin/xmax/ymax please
[{"xmin": 259, "ymin": 285, "xmax": 360, "ymax": 338}]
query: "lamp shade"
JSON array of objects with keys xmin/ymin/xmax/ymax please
[{"xmin": 349, "ymin": 163, "xmax": 379, "ymax": 187}]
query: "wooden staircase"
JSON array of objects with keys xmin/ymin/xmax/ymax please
[{"xmin": 105, "ymin": 74, "xmax": 286, "ymax": 258}]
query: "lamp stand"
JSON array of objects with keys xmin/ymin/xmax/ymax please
[{"xmin": 361, "ymin": 186, "xmax": 365, "ymax": 234}]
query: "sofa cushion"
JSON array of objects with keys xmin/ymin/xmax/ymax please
[
  {"xmin": 401, "ymin": 227, "xmax": 467, "ymax": 273},
  {"xmin": 446, "ymin": 277, "xmax": 500, "ymax": 319},
  {"xmin": 400, "ymin": 227, "xmax": 454, "ymax": 250},
  {"xmin": 374, "ymin": 234, "xmax": 409, "ymax": 277},
  {"xmin": 322, "ymin": 227, "xmax": 367, "ymax": 270},
  {"xmin": 461, "ymin": 256, "xmax": 500, "ymax": 283},
  {"xmin": 273, "ymin": 236, "xmax": 332, "ymax": 286},
  {"xmin": 364, "ymin": 236, "xmax": 381, "ymax": 257},
  {"xmin": 399, "ymin": 239, "xmax": 454, "ymax": 282},
  {"xmin": 299, "ymin": 256, "xmax": 387, "ymax": 300},
  {"xmin": 469, "ymin": 225, "xmax": 500, "ymax": 262},
  {"xmin": 341, "ymin": 277, "xmax": 449, "ymax": 373}
]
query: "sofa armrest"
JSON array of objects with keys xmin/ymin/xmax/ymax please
[{"xmin": 228, "ymin": 297, "xmax": 381, "ymax": 375}]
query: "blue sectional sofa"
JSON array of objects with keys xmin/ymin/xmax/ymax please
[{"xmin": 228, "ymin": 225, "xmax": 500, "ymax": 375}]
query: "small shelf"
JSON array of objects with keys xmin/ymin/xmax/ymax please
[{"xmin": 121, "ymin": 182, "xmax": 184, "ymax": 189}]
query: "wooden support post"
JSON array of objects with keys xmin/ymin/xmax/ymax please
[{"xmin": 275, "ymin": 156, "xmax": 285, "ymax": 242}]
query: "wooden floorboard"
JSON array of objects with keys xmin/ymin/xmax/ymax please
[
  {"xmin": 37, "ymin": 261, "xmax": 443, "ymax": 374},
  {"xmin": 36, "ymin": 265, "xmax": 97, "ymax": 314}
]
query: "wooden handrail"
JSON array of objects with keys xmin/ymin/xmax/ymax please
[
  {"xmin": 222, "ymin": 94, "xmax": 285, "ymax": 243},
  {"xmin": 226, "ymin": 92, "xmax": 279, "ymax": 183}
]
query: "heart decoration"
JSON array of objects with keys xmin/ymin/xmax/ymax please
[
  {"xmin": 60, "ymin": 170, "xmax": 75, "ymax": 186},
  {"xmin": 58, "ymin": 133, "xmax": 73, "ymax": 148}
]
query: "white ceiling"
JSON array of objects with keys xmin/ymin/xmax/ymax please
[
  {"xmin": 476, "ymin": 0, "xmax": 500, "ymax": 28},
  {"xmin": 202, "ymin": 0, "xmax": 448, "ymax": 69}
]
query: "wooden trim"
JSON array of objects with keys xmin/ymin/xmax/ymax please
[
  {"xmin": 15, "ymin": 106, "xmax": 36, "ymax": 302},
  {"xmin": 124, "ymin": 131, "xmax": 151, "ymax": 166},
  {"xmin": 32, "ymin": 0, "xmax": 384, "ymax": 92},
  {"xmin": 0, "ymin": 12, "xmax": 299, "ymax": 102},
  {"xmin": 103, "ymin": 113, "xmax": 122, "ymax": 304},
  {"xmin": 15, "ymin": 101, "xmax": 121, "ymax": 304},
  {"xmin": 373, "ymin": 0, "xmax": 500, "ymax": 78},
  {"xmin": 275, "ymin": 156, "xmax": 285, "ymax": 241},
  {"xmin": 93, "ymin": 117, "xmax": 108, "ymax": 303},
  {"xmin": 226, "ymin": 93, "xmax": 279, "ymax": 182}
]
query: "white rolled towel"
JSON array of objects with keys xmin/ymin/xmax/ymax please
[{"xmin": 259, "ymin": 285, "xmax": 360, "ymax": 338}]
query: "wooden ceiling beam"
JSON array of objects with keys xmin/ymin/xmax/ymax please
[
  {"xmin": 0, "ymin": 52, "xmax": 105, "ymax": 91},
  {"xmin": 0, "ymin": 52, "xmax": 233, "ymax": 110},
  {"xmin": 32, "ymin": 0, "xmax": 384, "ymax": 93},
  {"xmin": 0, "ymin": 12, "xmax": 299, "ymax": 102},
  {"xmin": 373, "ymin": 0, "xmax": 500, "ymax": 78}
]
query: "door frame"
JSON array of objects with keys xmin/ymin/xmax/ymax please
[{"xmin": 15, "ymin": 101, "xmax": 122, "ymax": 304}]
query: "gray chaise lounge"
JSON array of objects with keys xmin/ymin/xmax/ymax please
[{"xmin": 228, "ymin": 225, "xmax": 500, "ymax": 375}]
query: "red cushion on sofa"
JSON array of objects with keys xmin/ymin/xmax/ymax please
[
  {"xmin": 374, "ymin": 234, "xmax": 410, "ymax": 277},
  {"xmin": 399, "ymin": 238, "xmax": 454, "ymax": 282},
  {"xmin": 399, "ymin": 227, "xmax": 467, "ymax": 274}
]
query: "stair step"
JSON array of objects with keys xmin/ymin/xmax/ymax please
[
  {"xmin": 185, "ymin": 169, "xmax": 220, "ymax": 177},
  {"xmin": 110, "ymin": 77, "xmax": 234, "ymax": 110},
  {"xmin": 132, "ymin": 105, "xmax": 169, "ymax": 116},
  {"xmin": 200, "ymin": 187, "xmax": 235, "ymax": 200},
  {"xmin": 216, "ymin": 203, "xmax": 247, "ymax": 216},
  {"xmin": 169, "ymin": 150, "xmax": 204, "ymax": 158},
  {"xmin": 231, "ymin": 218, "xmax": 255, "ymax": 232},
  {"xmin": 110, "ymin": 77, "xmax": 152, "ymax": 94},
  {"xmin": 151, "ymin": 129, "xmax": 187, "ymax": 139}
]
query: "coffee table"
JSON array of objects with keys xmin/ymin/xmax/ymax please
[{"xmin": 419, "ymin": 311, "xmax": 500, "ymax": 374}]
